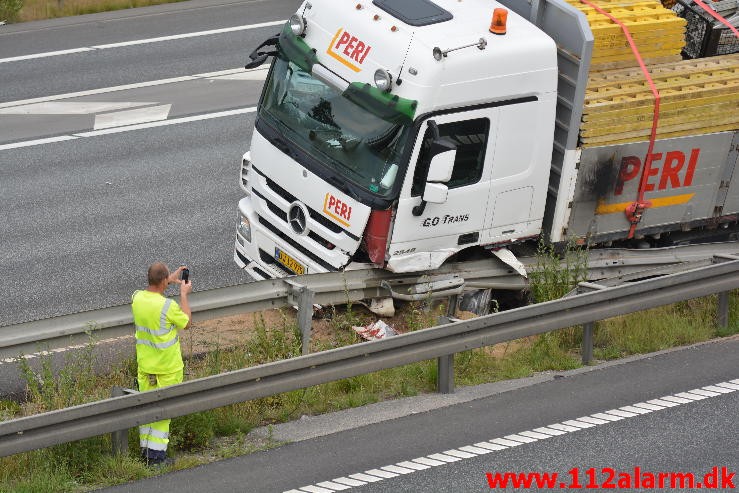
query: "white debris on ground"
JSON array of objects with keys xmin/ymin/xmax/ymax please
[{"xmin": 352, "ymin": 320, "xmax": 398, "ymax": 341}]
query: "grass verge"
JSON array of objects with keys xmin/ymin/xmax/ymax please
[{"xmin": 1, "ymin": 0, "xmax": 188, "ymax": 24}]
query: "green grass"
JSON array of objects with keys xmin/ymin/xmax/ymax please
[
  {"xmin": 1, "ymin": 0, "xmax": 188, "ymax": 23},
  {"xmin": 1, "ymin": 279, "xmax": 737, "ymax": 491}
]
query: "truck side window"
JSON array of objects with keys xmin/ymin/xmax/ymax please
[{"xmin": 411, "ymin": 118, "xmax": 490, "ymax": 196}]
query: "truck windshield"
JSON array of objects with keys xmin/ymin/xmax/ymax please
[{"xmin": 259, "ymin": 55, "xmax": 411, "ymax": 197}]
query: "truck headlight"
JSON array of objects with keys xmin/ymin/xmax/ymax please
[
  {"xmin": 289, "ymin": 14, "xmax": 306, "ymax": 36},
  {"xmin": 374, "ymin": 69, "xmax": 392, "ymax": 92},
  {"xmin": 238, "ymin": 214, "xmax": 252, "ymax": 243}
]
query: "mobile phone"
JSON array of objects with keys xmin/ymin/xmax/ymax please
[{"xmin": 180, "ymin": 268, "xmax": 189, "ymax": 283}]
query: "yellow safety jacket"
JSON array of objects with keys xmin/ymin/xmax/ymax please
[{"xmin": 132, "ymin": 290, "xmax": 189, "ymax": 374}]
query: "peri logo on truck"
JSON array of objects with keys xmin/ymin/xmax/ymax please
[
  {"xmin": 327, "ymin": 28, "xmax": 372, "ymax": 73},
  {"xmin": 596, "ymin": 148, "xmax": 700, "ymax": 215},
  {"xmin": 323, "ymin": 192, "xmax": 353, "ymax": 227}
]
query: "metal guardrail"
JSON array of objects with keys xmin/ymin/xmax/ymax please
[
  {"xmin": 2, "ymin": 242, "xmax": 738, "ymax": 361},
  {"xmin": 0, "ymin": 256, "xmax": 737, "ymax": 457}
]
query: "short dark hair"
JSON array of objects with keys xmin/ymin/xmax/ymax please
[{"xmin": 148, "ymin": 262, "xmax": 169, "ymax": 286}]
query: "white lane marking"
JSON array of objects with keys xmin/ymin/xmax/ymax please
[
  {"xmin": 93, "ymin": 104, "xmax": 171, "ymax": 129},
  {"xmin": 0, "ymin": 20, "xmax": 286, "ymax": 64},
  {"xmin": 284, "ymin": 379, "xmax": 738, "ymax": 493},
  {"xmin": 457, "ymin": 445, "xmax": 492, "ymax": 455},
  {"xmin": 396, "ymin": 461, "xmax": 431, "ymax": 471},
  {"xmin": 533, "ymin": 426, "xmax": 568, "ymax": 436},
  {"xmin": 346, "ymin": 473, "xmax": 382, "ymax": 483},
  {"xmin": 688, "ymin": 388, "xmax": 721, "ymax": 397},
  {"xmin": 411, "ymin": 457, "xmax": 446, "ymax": 467},
  {"xmin": 331, "ymin": 478, "xmax": 366, "ymax": 487},
  {"xmin": 0, "ymin": 335, "xmax": 133, "ymax": 365},
  {"xmin": 676, "ymin": 391, "xmax": 708, "ymax": 401},
  {"xmin": 632, "ymin": 402, "xmax": 666, "ymax": 411},
  {"xmin": 647, "ymin": 398, "xmax": 680, "ymax": 407},
  {"xmin": 442, "ymin": 449, "xmax": 477, "ymax": 459},
  {"xmin": 0, "ymin": 67, "xmax": 267, "ymax": 110},
  {"xmin": 546, "ymin": 423, "xmax": 582, "ymax": 432},
  {"xmin": 316, "ymin": 481, "xmax": 351, "ymax": 491},
  {"xmin": 0, "ymin": 101, "xmax": 153, "ymax": 115},
  {"xmin": 473, "ymin": 441, "xmax": 507, "ymax": 451},
  {"xmin": 0, "ymin": 106, "xmax": 257, "ymax": 151},
  {"xmin": 562, "ymin": 419, "xmax": 595, "ymax": 429},
  {"xmin": 0, "ymin": 135, "xmax": 79, "ymax": 151},
  {"xmin": 490, "ymin": 437, "xmax": 524, "ymax": 447},
  {"xmin": 380, "ymin": 465, "xmax": 415, "ymax": 474},
  {"xmin": 363, "ymin": 469, "xmax": 398, "ymax": 479},
  {"xmin": 0, "ymin": 47, "xmax": 93, "ymax": 64},
  {"xmin": 619, "ymin": 405, "xmax": 652, "ymax": 415},
  {"xmin": 573, "ymin": 415, "xmax": 609, "ymax": 425},
  {"xmin": 518, "ymin": 430, "xmax": 554, "ymax": 440},
  {"xmin": 503, "ymin": 433, "xmax": 537, "ymax": 444},
  {"xmin": 604, "ymin": 408, "xmax": 639, "ymax": 418},
  {"xmin": 427, "ymin": 453, "xmax": 461, "ymax": 463},
  {"xmin": 703, "ymin": 385, "xmax": 734, "ymax": 394},
  {"xmin": 716, "ymin": 382, "xmax": 739, "ymax": 390},
  {"xmin": 77, "ymin": 107, "xmax": 255, "ymax": 136},
  {"xmin": 297, "ymin": 486, "xmax": 333, "ymax": 493},
  {"xmin": 590, "ymin": 412, "xmax": 624, "ymax": 422}
]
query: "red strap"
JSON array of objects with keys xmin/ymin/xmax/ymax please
[
  {"xmin": 579, "ymin": 0, "xmax": 661, "ymax": 238},
  {"xmin": 691, "ymin": 0, "xmax": 739, "ymax": 38}
]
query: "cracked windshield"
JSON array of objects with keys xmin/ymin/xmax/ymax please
[{"xmin": 260, "ymin": 56, "xmax": 411, "ymax": 196}]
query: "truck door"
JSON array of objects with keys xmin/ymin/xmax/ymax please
[{"xmin": 390, "ymin": 108, "xmax": 498, "ymax": 266}]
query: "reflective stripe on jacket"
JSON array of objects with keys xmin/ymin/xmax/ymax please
[{"xmin": 132, "ymin": 290, "xmax": 189, "ymax": 374}]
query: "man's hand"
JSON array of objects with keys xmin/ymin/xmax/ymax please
[
  {"xmin": 180, "ymin": 279, "xmax": 192, "ymax": 296},
  {"xmin": 169, "ymin": 265, "xmax": 187, "ymax": 284}
]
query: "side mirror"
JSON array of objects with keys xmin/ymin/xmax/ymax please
[
  {"xmin": 427, "ymin": 149, "xmax": 456, "ymax": 183},
  {"xmin": 245, "ymin": 53, "xmax": 270, "ymax": 69},
  {"xmin": 423, "ymin": 182, "xmax": 448, "ymax": 204},
  {"xmin": 245, "ymin": 34, "xmax": 279, "ymax": 69}
]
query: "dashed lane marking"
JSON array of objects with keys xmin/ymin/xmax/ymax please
[
  {"xmin": 286, "ymin": 379, "xmax": 738, "ymax": 493},
  {"xmin": 0, "ymin": 335, "xmax": 134, "ymax": 366},
  {"xmin": 0, "ymin": 21, "xmax": 286, "ymax": 64},
  {"xmin": 0, "ymin": 106, "xmax": 257, "ymax": 151}
]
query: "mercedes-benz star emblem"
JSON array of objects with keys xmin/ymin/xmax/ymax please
[{"xmin": 288, "ymin": 202, "xmax": 309, "ymax": 235}]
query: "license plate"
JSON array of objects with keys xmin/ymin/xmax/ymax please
[{"xmin": 275, "ymin": 248, "xmax": 306, "ymax": 275}]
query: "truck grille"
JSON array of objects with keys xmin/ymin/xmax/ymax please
[{"xmin": 258, "ymin": 217, "xmax": 338, "ymax": 272}]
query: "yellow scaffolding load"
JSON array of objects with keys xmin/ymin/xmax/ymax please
[
  {"xmin": 571, "ymin": 0, "xmax": 739, "ymax": 146},
  {"xmin": 580, "ymin": 54, "xmax": 739, "ymax": 146},
  {"xmin": 566, "ymin": 0, "xmax": 687, "ymax": 69}
]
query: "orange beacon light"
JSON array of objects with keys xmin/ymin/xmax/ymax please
[{"xmin": 490, "ymin": 8, "xmax": 508, "ymax": 35}]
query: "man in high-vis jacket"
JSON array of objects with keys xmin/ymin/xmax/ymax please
[{"xmin": 132, "ymin": 262, "xmax": 191, "ymax": 466}]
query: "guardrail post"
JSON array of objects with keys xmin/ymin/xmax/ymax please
[
  {"xmin": 437, "ymin": 354, "xmax": 455, "ymax": 394},
  {"xmin": 110, "ymin": 387, "xmax": 128, "ymax": 456},
  {"xmin": 436, "ymin": 296, "xmax": 458, "ymax": 394},
  {"xmin": 582, "ymin": 322, "xmax": 594, "ymax": 365},
  {"xmin": 576, "ymin": 282, "xmax": 605, "ymax": 365},
  {"xmin": 717, "ymin": 291, "xmax": 729, "ymax": 329},
  {"xmin": 287, "ymin": 282, "xmax": 315, "ymax": 355}
]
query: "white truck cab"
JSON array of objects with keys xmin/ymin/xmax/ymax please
[{"xmin": 235, "ymin": 0, "xmax": 558, "ymax": 279}]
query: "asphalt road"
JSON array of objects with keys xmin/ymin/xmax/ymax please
[
  {"xmin": 99, "ymin": 337, "xmax": 739, "ymax": 493},
  {"xmin": 0, "ymin": 0, "xmax": 302, "ymax": 328}
]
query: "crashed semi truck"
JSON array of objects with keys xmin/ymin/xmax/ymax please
[{"xmin": 234, "ymin": 0, "xmax": 739, "ymax": 281}]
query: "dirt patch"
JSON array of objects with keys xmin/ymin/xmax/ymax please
[{"xmin": 182, "ymin": 299, "xmax": 455, "ymax": 356}]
